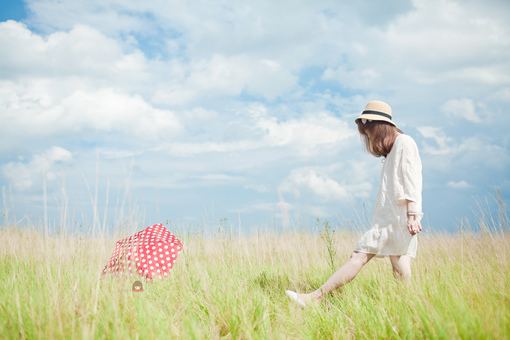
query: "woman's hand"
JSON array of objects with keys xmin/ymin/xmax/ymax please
[{"xmin": 407, "ymin": 214, "xmax": 422, "ymax": 235}]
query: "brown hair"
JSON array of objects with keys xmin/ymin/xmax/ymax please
[{"xmin": 356, "ymin": 120, "xmax": 403, "ymax": 157}]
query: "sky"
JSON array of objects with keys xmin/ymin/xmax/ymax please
[{"xmin": 0, "ymin": 0, "xmax": 509, "ymax": 233}]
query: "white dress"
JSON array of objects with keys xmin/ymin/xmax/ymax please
[{"xmin": 354, "ymin": 134, "xmax": 423, "ymax": 258}]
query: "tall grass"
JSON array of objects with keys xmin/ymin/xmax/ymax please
[{"xmin": 0, "ymin": 222, "xmax": 509, "ymax": 339}]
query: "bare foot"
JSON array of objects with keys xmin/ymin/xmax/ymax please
[{"xmin": 285, "ymin": 290, "xmax": 321, "ymax": 307}]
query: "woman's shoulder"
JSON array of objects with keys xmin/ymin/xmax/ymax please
[
  {"xmin": 395, "ymin": 134, "xmax": 421, "ymax": 159},
  {"xmin": 396, "ymin": 133, "xmax": 418, "ymax": 148}
]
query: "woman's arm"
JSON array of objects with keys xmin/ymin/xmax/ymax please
[{"xmin": 400, "ymin": 136, "xmax": 423, "ymax": 236}]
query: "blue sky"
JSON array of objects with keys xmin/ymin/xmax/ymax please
[{"xmin": 1, "ymin": 0, "xmax": 509, "ymax": 232}]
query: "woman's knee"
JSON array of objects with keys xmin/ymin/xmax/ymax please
[{"xmin": 351, "ymin": 251, "xmax": 373, "ymax": 266}]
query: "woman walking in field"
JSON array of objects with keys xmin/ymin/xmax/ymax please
[{"xmin": 286, "ymin": 100, "xmax": 423, "ymax": 307}]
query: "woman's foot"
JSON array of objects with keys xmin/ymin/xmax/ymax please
[{"xmin": 285, "ymin": 290, "xmax": 321, "ymax": 308}]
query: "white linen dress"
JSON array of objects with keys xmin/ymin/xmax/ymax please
[{"xmin": 354, "ymin": 133, "xmax": 423, "ymax": 258}]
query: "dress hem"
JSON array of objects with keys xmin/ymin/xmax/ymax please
[{"xmin": 353, "ymin": 249, "xmax": 416, "ymax": 259}]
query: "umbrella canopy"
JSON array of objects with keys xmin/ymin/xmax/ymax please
[{"xmin": 103, "ymin": 224, "xmax": 183, "ymax": 280}]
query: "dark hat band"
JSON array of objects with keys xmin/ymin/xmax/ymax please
[{"xmin": 361, "ymin": 110, "xmax": 392, "ymax": 120}]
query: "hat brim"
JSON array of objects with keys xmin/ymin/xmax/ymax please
[{"xmin": 355, "ymin": 113, "xmax": 397, "ymax": 127}]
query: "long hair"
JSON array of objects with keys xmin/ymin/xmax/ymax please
[{"xmin": 356, "ymin": 120, "xmax": 403, "ymax": 157}]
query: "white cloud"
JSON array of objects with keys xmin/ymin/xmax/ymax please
[
  {"xmin": 278, "ymin": 167, "xmax": 371, "ymax": 202},
  {"xmin": 18, "ymin": 0, "xmax": 510, "ymax": 93},
  {"xmin": 489, "ymin": 87, "xmax": 510, "ymax": 102},
  {"xmin": 322, "ymin": 66, "xmax": 381, "ymax": 90},
  {"xmin": 314, "ymin": 0, "xmax": 510, "ymax": 100},
  {"xmin": 447, "ymin": 180, "xmax": 471, "ymax": 189},
  {"xmin": 250, "ymin": 105, "xmax": 356, "ymax": 155},
  {"xmin": 2, "ymin": 146, "xmax": 72, "ymax": 190},
  {"xmin": 0, "ymin": 84, "xmax": 182, "ymax": 139},
  {"xmin": 417, "ymin": 126, "xmax": 455, "ymax": 155},
  {"xmin": 417, "ymin": 127, "xmax": 510, "ymax": 173},
  {"xmin": 441, "ymin": 98, "xmax": 481, "ymax": 123},
  {"xmin": 0, "ymin": 22, "xmax": 182, "ymax": 143},
  {"xmin": 1, "ymin": 1, "xmax": 509, "ymax": 230},
  {"xmin": 155, "ymin": 106, "xmax": 356, "ymax": 157},
  {"xmin": 156, "ymin": 140, "xmax": 260, "ymax": 157},
  {"xmin": 0, "ymin": 21, "xmax": 147, "ymax": 79},
  {"xmin": 279, "ymin": 169, "xmax": 348, "ymax": 201},
  {"xmin": 151, "ymin": 54, "xmax": 298, "ymax": 105}
]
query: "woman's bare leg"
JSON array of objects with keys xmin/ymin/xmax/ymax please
[
  {"xmin": 299, "ymin": 251, "xmax": 375, "ymax": 303},
  {"xmin": 389, "ymin": 255, "xmax": 412, "ymax": 280}
]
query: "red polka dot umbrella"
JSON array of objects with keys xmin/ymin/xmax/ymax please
[{"xmin": 103, "ymin": 224, "xmax": 183, "ymax": 280}]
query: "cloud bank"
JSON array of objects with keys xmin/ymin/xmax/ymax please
[{"xmin": 1, "ymin": 0, "xmax": 509, "ymax": 230}]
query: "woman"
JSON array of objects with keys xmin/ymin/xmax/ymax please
[{"xmin": 286, "ymin": 100, "xmax": 423, "ymax": 307}]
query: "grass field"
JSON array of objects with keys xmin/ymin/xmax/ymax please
[{"xmin": 0, "ymin": 224, "xmax": 509, "ymax": 339}]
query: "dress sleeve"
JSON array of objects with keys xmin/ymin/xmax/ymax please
[{"xmin": 400, "ymin": 136, "xmax": 423, "ymax": 213}]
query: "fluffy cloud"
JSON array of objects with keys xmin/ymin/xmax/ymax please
[
  {"xmin": 0, "ymin": 83, "xmax": 182, "ymax": 140},
  {"xmin": 417, "ymin": 126, "xmax": 455, "ymax": 155},
  {"xmin": 2, "ymin": 146, "xmax": 72, "ymax": 190},
  {"xmin": 0, "ymin": 21, "xmax": 181, "ymax": 144},
  {"xmin": 153, "ymin": 55, "xmax": 297, "ymax": 105},
  {"xmin": 279, "ymin": 169, "xmax": 349, "ymax": 201},
  {"xmin": 18, "ymin": 0, "xmax": 510, "ymax": 95},
  {"xmin": 251, "ymin": 106, "xmax": 356, "ymax": 154},
  {"xmin": 0, "ymin": 21, "xmax": 147, "ymax": 79},
  {"xmin": 156, "ymin": 105, "xmax": 356, "ymax": 157},
  {"xmin": 278, "ymin": 164, "xmax": 371, "ymax": 202},
  {"xmin": 417, "ymin": 126, "xmax": 510, "ymax": 172},
  {"xmin": 441, "ymin": 98, "xmax": 481, "ymax": 123},
  {"xmin": 447, "ymin": 180, "xmax": 471, "ymax": 189}
]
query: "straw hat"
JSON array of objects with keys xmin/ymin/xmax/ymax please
[{"xmin": 355, "ymin": 100, "xmax": 397, "ymax": 127}]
